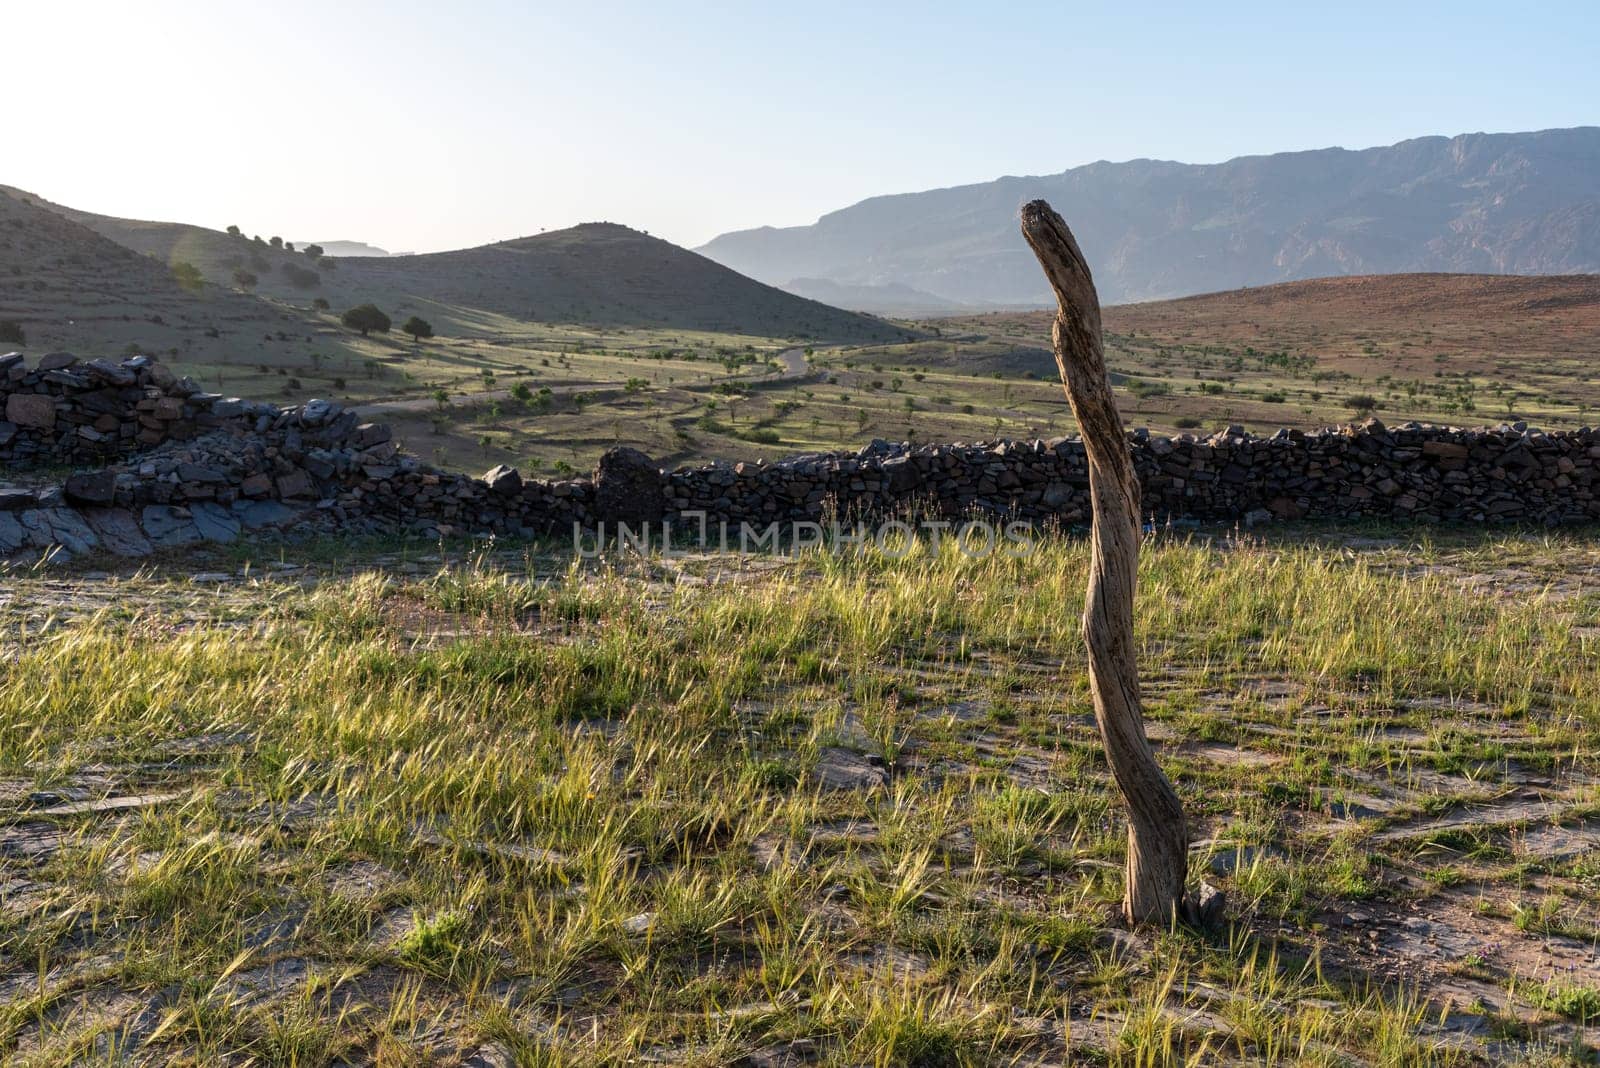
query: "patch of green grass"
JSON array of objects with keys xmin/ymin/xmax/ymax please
[{"xmin": 4, "ymin": 531, "xmax": 1600, "ymax": 1061}]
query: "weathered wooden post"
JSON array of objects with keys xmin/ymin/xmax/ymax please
[{"xmin": 1020, "ymin": 200, "xmax": 1197, "ymax": 926}]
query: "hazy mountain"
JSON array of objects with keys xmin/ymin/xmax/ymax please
[
  {"xmin": 302, "ymin": 240, "xmax": 393, "ymax": 257},
  {"xmin": 698, "ymin": 128, "xmax": 1600, "ymax": 310},
  {"xmin": 7, "ymin": 187, "xmax": 906, "ymax": 340},
  {"xmin": 777, "ymin": 278, "xmax": 990, "ymax": 317}
]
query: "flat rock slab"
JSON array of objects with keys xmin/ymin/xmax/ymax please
[
  {"xmin": 82, "ymin": 508, "xmax": 153, "ymax": 557},
  {"xmin": 0, "ymin": 822, "xmax": 65, "ymax": 862},
  {"xmin": 21, "ymin": 508, "xmax": 100, "ymax": 555},
  {"xmin": 1373, "ymin": 794, "xmax": 1573, "ymax": 843},
  {"xmin": 463, "ymin": 1044, "xmax": 517, "ymax": 1068},
  {"xmin": 191, "ymin": 501, "xmax": 241, "ymax": 543},
  {"xmin": 0, "ymin": 512, "xmax": 23, "ymax": 555},
  {"xmin": 211, "ymin": 956, "xmax": 309, "ymax": 1009},
  {"xmin": 140, "ymin": 505, "xmax": 201, "ymax": 547},
  {"xmin": 1178, "ymin": 742, "xmax": 1285, "ymax": 767},
  {"xmin": 813, "ymin": 747, "xmax": 889, "ymax": 791},
  {"xmin": 235, "ymin": 499, "xmax": 301, "ymax": 529},
  {"xmin": 23, "ymin": 792, "xmax": 184, "ymax": 818}
]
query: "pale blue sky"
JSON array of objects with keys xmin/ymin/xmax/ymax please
[{"xmin": 10, "ymin": 1, "xmax": 1596, "ymax": 252}]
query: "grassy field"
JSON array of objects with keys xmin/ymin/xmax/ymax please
[
  {"xmin": 4, "ymin": 528, "xmax": 1600, "ymax": 1064},
  {"xmin": 926, "ymin": 274, "xmax": 1600, "ymax": 439}
]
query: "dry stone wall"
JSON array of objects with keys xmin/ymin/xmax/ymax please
[{"xmin": 3, "ymin": 351, "xmax": 1600, "ymax": 563}]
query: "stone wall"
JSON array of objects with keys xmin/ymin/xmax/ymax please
[
  {"xmin": 664, "ymin": 422, "xmax": 1600, "ymax": 529},
  {"xmin": 3, "ymin": 352, "xmax": 1599, "ymax": 562},
  {"xmin": 2, "ymin": 350, "xmax": 227, "ymax": 464}
]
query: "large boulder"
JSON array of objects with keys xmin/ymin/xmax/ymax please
[
  {"xmin": 592, "ymin": 447, "xmax": 664, "ymax": 525},
  {"xmin": 483, "ymin": 464, "xmax": 522, "ymax": 497},
  {"xmin": 64, "ymin": 469, "xmax": 117, "ymax": 506},
  {"xmin": 6, "ymin": 393, "xmax": 55, "ymax": 430}
]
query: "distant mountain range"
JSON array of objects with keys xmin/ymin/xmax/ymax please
[
  {"xmin": 698, "ymin": 127, "xmax": 1600, "ymax": 312},
  {"xmin": 2, "ymin": 186, "xmax": 905, "ymax": 341},
  {"xmin": 300, "ymin": 240, "xmax": 395, "ymax": 258}
]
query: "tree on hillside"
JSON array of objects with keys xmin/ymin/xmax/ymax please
[
  {"xmin": 281, "ymin": 264, "xmax": 321, "ymax": 289},
  {"xmin": 226, "ymin": 224, "xmax": 241, "ymax": 237},
  {"xmin": 1346, "ymin": 394, "xmax": 1378, "ymax": 417},
  {"xmin": 0, "ymin": 320, "xmax": 24, "ymax": 345},
  {"xmin": 231, "ymin": 268, "xmax": 259, "ymax": 290},
  {"xmin": 269, "ymin": 236, "xmax": 283, "ymax": 249},
  {"xmin": 303, "ymin": 244, "xmax": 324, "ymax": 260},
  {"xmin": 312, "ymin": 297, "xmax": 331, "ymax": 311},
  {"xmin": 402, "ymin": 316, "xmax": 434, "ymax": 342},
  {"xmin": 284, "ymin": 241, "xmax": 295, "ymax": 252},
  {"xmin": 341, "ymin": 304, "xmax": 391, "ymax": 336},
  {"xmin": 172, "ymin": 261, "xmax": 204, "ymax": 292}
]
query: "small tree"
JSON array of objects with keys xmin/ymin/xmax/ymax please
[
  {"xmin": 303, "ymin": 244, "xmax": 324, "ymax": 260},
  {"xmin": 231, "ymin": 268, "xmax": 259, "ymax": 290},
  {"xmin": 1346, "ymin": 394, "xmax": 1378, "ymax": 418},
  {"xmin": 0, "ymin": 319, "xmax": 24, "ymax": 345},
  {"xmin": 402, "ymin": 316, "xmax": 434, "ymax": 342},
  {"xmin": 281, "ymin": 264, "xmax": 320, "ymax": 289},
  {"xmin": 226, "ymin": 224, "xmax": 241, "ymax": 237},
  {"xmin": 312, "ymin": 297, "xmax": 331, "ymax": 311},
  {"xmin": 172, "ymin": 261, "xmax": 204, "ymax": 291},
  {"xmin": 269, "ymin": 236, "xmax": 283, "ymax": 249},
  {"xmin": 341, "ymin": 304, "xmax": 391, "ymax": 337}
]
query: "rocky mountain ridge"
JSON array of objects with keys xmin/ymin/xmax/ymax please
[{"xmin": 698, "ymin": 127, "xmax": 1600, "ymax": 310}]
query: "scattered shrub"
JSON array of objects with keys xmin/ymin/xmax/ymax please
[
  {"xmin": 281, "ymin": 264, "xmax": 320, "ymax": 289},
  {"xmin": 341, "ymin": 304, "xmax": 391, "ymax": 336},
  {"xmin": 171, "ymin": 261, "xmax": 204, "ymax": 291}
]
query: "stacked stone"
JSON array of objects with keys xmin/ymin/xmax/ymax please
[
  {"xmin": 660, "ymin": 422, "xmax": 1600, "ymax": 530},
  {"xmin": 0, "ymin": 351, "xmax": 231, "ymax": 464},
  {"xmin": 5, "ymin": 351, "xmax": 1600, "ymax": 564}
]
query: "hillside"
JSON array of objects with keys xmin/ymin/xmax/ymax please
[
  {"xmin": 8, "ymin": 186, "xmax": 908, "ymax": 341},
  {"xmin": 912, "ymin": 272, "xmax": 1600, "ymax": 436},
  {"xmin": 698, "ymin": 127, "xmax": 1600, "ymax": 310},
  {"xmin": 779, "ymin": 277, "xmax": 998, "ymax": 317},
  {"xmin": 1102, "ymin": 271, "xmax": 1600, "ymax": 359},
  {"xmin": 0, "ymin": 186, "xmax": 320, "ymax": 361},
  {"xmin": 322, "ymin": 224, "xmax": 911, "ymax": 339},
  {"xmin": 0, "ymin": 184, "xmax": 342, "ymax": 304}
]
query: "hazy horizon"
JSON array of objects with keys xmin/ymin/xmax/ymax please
[{"xmin": 11, "ymin": 0, "xmax": 1597, "ymax": 254}]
